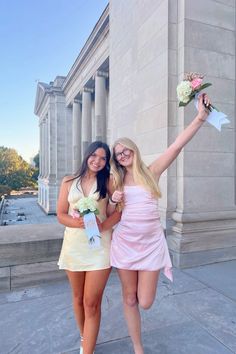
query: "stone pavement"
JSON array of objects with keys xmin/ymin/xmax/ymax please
[
  {"xmin": 2, "ymin": 196, "xmax": 57, "ymax": 226},
  {"xmin": 0, "ymin": 260, "xmax": 236, "ymax": 354}
]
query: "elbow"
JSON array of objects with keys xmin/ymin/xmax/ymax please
[{"xmin": 57, "ymin": 212, "xmax": 63, "ymax": 225}]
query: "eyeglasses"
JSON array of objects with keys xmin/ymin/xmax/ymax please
[{"xmin": 115, "ymin": 148, "xmax": 132, "ymax": 161}]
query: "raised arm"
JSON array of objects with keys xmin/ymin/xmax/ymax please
[
  {"xmin": 57, "ymin": 176, "xmax": 84, "ymax": 228},
  {"xmin": 149, "ymin": 93, "xmax": 211, "ymax": 179}
]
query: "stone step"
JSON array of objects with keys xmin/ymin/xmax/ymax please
[
  {"xmin": 0, "ymin": 261, "xmax": 67, "ymax": 292},
  {"xmin": 0, "ymin": 223, "xmax": 64, "ymax": 267},
  {"xmin": 0, "ymin": 223, "xmax": 66, "ymax": 291}
]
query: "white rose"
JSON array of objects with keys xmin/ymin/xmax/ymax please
[
  {"xmin": 87, "ymin": 197, "xmax": 97, "ymax": 212},
  {"xmin": 76, "ymin": 198, "xmax": 87, "ymax": 212},
  {"xmin": 75, "ymin": 197, "xmax": 97, "ymax": 213},
  {"xmin": 176, "ymin": 81, "xmax": 192, "ymax": 103}
]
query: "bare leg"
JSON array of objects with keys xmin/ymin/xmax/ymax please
[
  {"xmin": 83, "ymin": 268, "xmax": 111, "ymax": 354},
  {"xmin": 118, "ymin": 269, "xmax": 144, "ymax": 354},
  {"xmin": 137, "ymin": 270, "xmax": 160, "ymax": 309},
  {"xmin": 66, "ymin": 270, "xmax": 85, "ymax": 337}
]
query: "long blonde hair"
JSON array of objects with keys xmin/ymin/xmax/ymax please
[{"xmin": 110, "ymin": 137, "xmax": 161, "ymax": 199}]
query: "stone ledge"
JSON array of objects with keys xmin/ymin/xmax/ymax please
[
  {"xmin": 0, "ymin": 223, "xmax": 66, "ymax": 291},
  {"xmin": 0, "ymin": 224, "xmax": 64, "ymax": 267},
  {"xmin": 11, "ymin": 261, "xmax": 66, "ymax": 290},
  {"xmin": 0, "ymin": 223, "xmax": 64, "ymax": 244},
  {"xmin": 0, "ymin": 261, "xmax": 66, "ymax": 292},
  {"xmin": 170, "ymin": 246, "xmax": 236, "ymax": 268},
  {"xmin": 0, "ymin": 267, "xmax": 10, "ymax": 292}
]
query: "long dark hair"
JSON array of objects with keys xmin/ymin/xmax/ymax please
[{"xmin": 71, "ymin": 141, "xmax": 111, "ymax": 200}]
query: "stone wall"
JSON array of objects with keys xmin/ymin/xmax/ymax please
[{"xmin": 109, "ymin": 0, "xmax": 236, "ymax": 267}]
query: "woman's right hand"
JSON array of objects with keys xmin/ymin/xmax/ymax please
[
  {"xmin": 75, "ymin": 217, "xmax": 85, "ymax": 228},
  {"xmin": 111, "ymin": 190, "xmax": 124, "ymax": 203}
]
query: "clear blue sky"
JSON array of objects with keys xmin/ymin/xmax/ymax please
[{"xmin": 0, "ymin": 0, "xmax": 108, "ymax": 162}]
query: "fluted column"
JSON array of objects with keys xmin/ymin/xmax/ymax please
[
  {"xmin": 94, "ymin": 71, "xmax": 108, "ymax": 141},
  {"xmin": 81, "ymin": 88, "xmax": 93, "ymax": 156},
  {"xmin": 72, "ymin": 99, "xmax": 82, "ymax": 173},
  {"xmin": 42, "ymin": 118, "xmax": 46, "ymax": 178},
  {"xmin": 39, "ymin": 121, "xmax": 43, "ymax": 177},
  {"xmin": 45, "ymin": 114, "xmax": 49, "ymax": 178}
]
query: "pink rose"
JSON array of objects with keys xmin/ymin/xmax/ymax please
[
  {"xmin": 191, "ymin": 78, "xmax": 202, "ymax": 90},
  {"xmin": 71, "ymin": 210, "xmax": 80, "ymax": 219}
]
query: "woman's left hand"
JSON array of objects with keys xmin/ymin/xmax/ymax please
[
  {"xmin": 197, "ymin": 93, "xmax": 211, "ymax": 121},
  {"xmin": 96, "ymin": 216, "xmax": 102, "ymax": 231}
]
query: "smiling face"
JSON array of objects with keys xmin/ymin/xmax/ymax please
[
  {"xmin": 114, "ymin": 143, "xmax": 134, "ymax": 168},
  {"xmin": 87, "ymin": 148, "xmax": 107, "ymax": 173}
]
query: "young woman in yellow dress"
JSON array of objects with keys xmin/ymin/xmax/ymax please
[{"xmin": 57, "ymin": 141, "xmax": 120, "ymax": 354}]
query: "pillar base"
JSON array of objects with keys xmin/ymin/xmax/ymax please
[
  {"xmin": 168, "ymin": 244, "xmax": 236, "ymax": 268},
  {"xmin": 167, "ymin": 211, "xmax": 236, "ymax": 268},
  {"xmin": 38, "ymin": 177, "xmax": 58, "ymax": 214}
]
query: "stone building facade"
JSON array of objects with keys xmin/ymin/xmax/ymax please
[{"xmin": 34, "ymin": 0, "xmax": 236, "ymax": 267}]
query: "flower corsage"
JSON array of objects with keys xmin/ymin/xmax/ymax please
[{"xmin": 72, "ymin": 197, "xmax": 101, "ymax": 249}]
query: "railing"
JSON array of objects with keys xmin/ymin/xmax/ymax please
[{"xmin": 0, "ymin": 195, "xmax": 6, "ymax": 226}]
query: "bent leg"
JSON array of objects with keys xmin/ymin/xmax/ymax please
[
  {"xmin": 66, "ymin": 270, "xmax": 85, "ymax": 336},
  {"xmin": 118, "ymin": 269, "xmax": 144, "ymax": 354},
  {"xmin": 137, "ymin": 270, "xmax": 160, "ymax": 309},
  {"xmin": 83, "ymin": 268, "xmax": 111, "ymax": 354}
]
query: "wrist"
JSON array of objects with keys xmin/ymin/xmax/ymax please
[
  {"xmin": 196, "ymin": 113, "xmax": 207, "ymax": 123},
  {"xmin": 109, "ymin": 197, "xmax": 117, "ymax": 205}
]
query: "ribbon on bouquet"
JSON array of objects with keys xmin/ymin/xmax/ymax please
[
  {"xmin": 194, "ymin": 93, "xmax": 230, "ymax": 131},
  {"xmin": 83, "ymin": 212, "xmax": 101, "ymax": 249}
]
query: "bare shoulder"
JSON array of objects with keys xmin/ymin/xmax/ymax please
[
  {"xmin": 61, "ymin": 175, "xmax": 76, "ymax": 189},
  {"xmin": 62, "ymin": 175, "xmax": 74, "ymax": 183}
]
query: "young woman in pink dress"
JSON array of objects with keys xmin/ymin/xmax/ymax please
[{"xmin": 109, "ymin": 94, "xmax": 211, "ymax": 354}]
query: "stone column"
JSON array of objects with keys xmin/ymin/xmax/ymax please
[
  {"xmin": 94, "ymin": 71, "xmax": 108, "ymax": 141},
  {"xmin": 166, "ymin": 0, "xmax": 236, "ymax": 267},
  {"xmin": 81, "ymin": 88, "xmax": 93, "ymax": 156},
  {"xmin": 42, "ymin": 118, "xmax": 46, "ymax": 178},
  {"xmin": 39, "ymin": 121, "xmax": 43, "ymax": 178},
  {"xmin": 72, "ymin": 99, "xmax": 82, "ymax": 173},
  {"xmin": 38, "ymin": 120, "xmax": 43, "ymax": 206},
  {"xmin": 45, "ymin": 114, "xmax": 49, "ymax": 178}
]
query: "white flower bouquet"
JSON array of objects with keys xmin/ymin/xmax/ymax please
[
  {"xmin": 74, "ymin": 196, "xmax": 99, "ymax": 216},
  {"xmin": 72, "ymin": 197, "xmax": 101, "ymax": 249},
  {"xmin": 176, "ymin": 72, "xmax": 230, "ymax": 131},
  {"xmin": 177, "ymin": 72, "xmax": 212, "ymax": 107}
]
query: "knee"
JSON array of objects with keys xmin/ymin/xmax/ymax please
[
  {"xmin": 123, "ymin": 293, "xmax": 138, "ymax": 307},
  {"xmin": 138, "ymin": 297, "xmax": 155, "ymax": 310},
  {"xmin": 83, "ymin": 296, "xmax": 101, "ymax": 317}
]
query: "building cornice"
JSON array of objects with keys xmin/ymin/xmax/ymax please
[
  {"xmin": 34, "ymin": 78, "xmax": 65, "ymax": 116},
  {"xmin": 62, "ymin": 4, "xmax": 109, "ymax": 93}
]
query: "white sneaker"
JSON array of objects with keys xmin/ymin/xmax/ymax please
[{"xmin": 80, "ymin": 335, "xmax": 83, "ymax": 354}]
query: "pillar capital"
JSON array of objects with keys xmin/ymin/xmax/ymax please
[
  {"xmin": 81, "ymin": 87, "xmax": 94, "ymax": 94},
  {"xmin": 73, "ymin": 98, "xmax": 82, "ymax": 105},
  {"xmin": 93, "ymin": 70, "xmax": 109, "ymax": 79}
]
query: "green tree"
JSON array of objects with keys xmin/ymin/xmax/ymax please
[
  {"xmin": 32, "ymin": 152, "xmax": 39, "ymax": 181},
  {"xmin": 0, "ymin": 184, "xmax": 11, "ymax": 197},
  {"xmin": 33, "ymin": 152, "xmax": 39, "ymax": 168},
  {"xmin": 0, "ymin": 146, "xmax": 38, "ymax": 191}
]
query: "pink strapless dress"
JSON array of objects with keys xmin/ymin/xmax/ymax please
[{"xmin": 110, "ymin": 186, "xmax": 173, "ymax": 281}]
